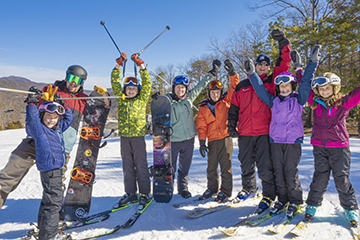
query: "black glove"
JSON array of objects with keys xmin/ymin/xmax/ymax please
[
  {"xmin": 54, "ymin": 93, "xmax": 68, "ymax": 108},
  {"xmin": 151, "ymin": 92, "xmax": 160, "ymax": 100},
  {"xmin": 244, "ymin": 59, "xmax": 255, "ymax": 75},
  {"xmin": 24, "ymin": 86, "xmax": 42, "ymax": 105},
  {"xmin": 199, "ymin": 140, "xmax": 208, "ymax": 158},
  {"xmin": 310, "ymin": 44, "xmax": 322, "ymax": 63},
  {"xmin": 209, "ymin": 59, "xmax": 221, "ymax": 76},
  {"xmin": 271, "ymin": 29, "xmax": 285, "ymax": 41},
  {"xmin": 228, "ymin": 128, "xmax": 239, "ymax": 138},
  {"xmin": 290, "ymin": 50, "xmax": 304, "ymax": 70},
  {"xmin": 224, "ymin": 59, "xmax": 236, "ymax": 76}
]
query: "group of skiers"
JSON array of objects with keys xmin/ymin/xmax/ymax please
[{"xmin": 0, "ymin": 27, "xmax": 360, "ymax": 239}]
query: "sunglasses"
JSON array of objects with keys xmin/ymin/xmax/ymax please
[
  {"xmin": 257, "ymin": 62, "xmax": 270, "ymax": 67},
  {"xmin": 208, "ymin": 80, "xmax": 223, "ymax": 90},
  {"xmin": 66, "ymin": 74, "xmax": 84, "ymax": 85},
  {"xmin": 39, "ymin": 102, "xmax": 65, "ymax": 115},
  {"xmin": 274, "ymin": 75, "xmax": 296, "ymax": 85},
  {"xmin": 311, "ymin": 77, "xmax": 340, "ymax": 89},
  {"xmin": 173, "ymin": 76, "xmax": 189, "ymax": 86}
]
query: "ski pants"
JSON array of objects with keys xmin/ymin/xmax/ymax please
[
  {"xmin": 306, "ymin": 146, "xmax": 358, "ymax": 210},
  {"xmin": 237, "ymin": 135, "xmax": 276, "ymax": 200},
  {"xmin": 0, "ymin": 153, "xmax": 70, "ymax": 209},
  {"xmin": 120, "ymin": 136, "xmax": 150, "ymax": 195},
  {"xmin": 271, "ymin": 143, "xmax": 303, "ymax": 205},
  {"xmin": 171, "ymin": 138, "xmax": 194, "ymax": 193},
  {"xmin": 207, "ymin": 137, "xmax": 233, "ymax": 197},
  {"xmin": 38, "ymin": 168, "xmax": 63, "ymax": 240}
]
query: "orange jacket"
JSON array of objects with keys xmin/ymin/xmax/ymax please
[{"xmin": 196, "ymin": 74, "xmax": 240, "ymax": 142}]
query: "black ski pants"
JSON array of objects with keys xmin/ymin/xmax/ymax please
[
  {"xmin": 306, "ymin": 146, "xmax": 358, "ymax": 210},
  {"xmin": 120, "ymin": 136, "xmax": 150, "ymax": 195},
  {"xmin": 237, "ymin": 135, "xmax": 276, "ymax": 200},
  {"xmin": 271, "ymin": 143, "xmax": 303, "ymax": 205},
  {"xmin": 171, "ymin": 138, "xmax": 194, "ymax": 193},
  {"xmin": 207, "ymin": 137, "xmax": 233, "ymax": 197},
  {"xmin": 38, "ymin": 168, "xmax": 63, "ymax": 240}
]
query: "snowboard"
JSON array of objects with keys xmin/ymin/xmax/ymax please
[
  {"xmin": 63, "ymin": 86, "xmax": 111, "ymax": 221},
  {"xmin": 149, "ymin": 95, "xmax": 173, "ymax": 203}
]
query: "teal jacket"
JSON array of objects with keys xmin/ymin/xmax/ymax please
[
  {"xmin": 166, "ymin": 72, "xmax": 213, "ymax": 142},
  {"xmin": 111, "ymin": 68, "xmax": 151, "ymax": 137}
]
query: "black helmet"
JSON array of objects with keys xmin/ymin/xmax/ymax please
[{"xmin": 66, "ymin": 65, "xmax": 87, "ymax": 80}]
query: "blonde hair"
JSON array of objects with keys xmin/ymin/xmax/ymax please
[{"xmin": 311, "ymin": 89, "xmax": 342, "ymax": 110}]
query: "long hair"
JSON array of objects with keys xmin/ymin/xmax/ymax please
[{"xmin": 311, "ymin": 87, "xmax": 343, "ymax": 110}]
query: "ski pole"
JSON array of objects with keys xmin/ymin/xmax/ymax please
[
  {"xmin": 138, "ymin": 26, "xmax": 170, "ymax": 55},
  {"xmin": 100, "ymin": 21, "xmax": 122, "ymax": 55},
  {"xmin": 60, "ymin": 94, "xmax": 130, "ymax": 100},
  {"xmin": 0, "ymin": 87, "xmax": 38, "ymax": 95}
]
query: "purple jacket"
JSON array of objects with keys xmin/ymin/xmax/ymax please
[{"xmin": 309, "ymin": 85, "xmax": 360, "ymax": 148}]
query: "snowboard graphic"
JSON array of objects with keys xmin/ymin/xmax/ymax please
[
  {"xmin": 64, "ymin": 87, "xmax": 111, "ymax": 221},
  {"xmin": 149, "ymin": 95, "xmax": 173, "ymax": 203}
]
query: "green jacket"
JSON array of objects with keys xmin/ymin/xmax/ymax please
[
  {"xmin": 166, "ymin": 72, "xmax": 213, "ymax": 142},
  {"xmin": 111, "ymin": 68, "xmax": 151, "ymax": 137}
]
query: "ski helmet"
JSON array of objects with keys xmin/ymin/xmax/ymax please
[
  {"xmin": 66, "ymin": 65, "xmax": 87, "ymax": 85},
  {"xmin": 311, "ymin": 72, "xmax": 341, "ymax": 96},
  {"xmin": 207, "ymin": 80, "xmax": 223, "ymax": 100},
  {"xmin": 274, "ymin": 71, "xmax": 297, "ymax": 95},
  {"xmin": 172, "ymin": 75, "xmax": 189, "ymax": 93},
  {"xmin": 122, "ymin": 76, "xmax": 141, "ymax": 94}
]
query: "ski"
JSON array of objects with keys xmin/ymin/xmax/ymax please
[
  {"xmin": 173, "ymin": 197, "xmax": 215, "ymax": 208},
  {"xmin": 349, "ymin": 224, "xmax": 360, "ymax": 240},
  {"xmin": 185, "ymin": 191, "xmax": 261, "ymax": 219},
  {"xmin": 268, "ymin": 204, "xmax": 306, "ymax": 234},
  {"xmin": 246, "ymin": 206, "xmax": 287, "ymax": 226},
  {"xmin": 60, "ymin": 201, "xmax": 138, "ymax": 230},
  {"xmin": 74, "ymin": 198, "xmax": 154, "ymax": 240},
  {"xmin": 290, "ymin": 216, "xmax": 313, "ymax": 237},
  {"xmin": 221, "ymin": 209, "xmax": 261, "ymax": 237}
]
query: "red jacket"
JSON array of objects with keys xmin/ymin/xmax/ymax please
[
  {"xmin": 228, "ymin": 44, "xmax": 291, "ymax": 136},
  {"xmin": 196, "ymin": 74, "xmax": 240, "ymax": 142}
]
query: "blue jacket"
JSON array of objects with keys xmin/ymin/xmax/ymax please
[
  {"xmin": 249, "ymin": 60, "xmax": 318, "ymax": 144},
  {"xmin": 25, "ymin": 104, "xmax": 73, "ymax": 172}
]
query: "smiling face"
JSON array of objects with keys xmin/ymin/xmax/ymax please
[
  {"xmin": 255, "ymin": 61, "xmax": 270, "ymax": 76},
  {"xmin": 125, "ymin": 86, "xmax": 139, "ymax": 98},
  {"xmin": 43, "ymin": 112, "xmax": 60, "ymax": 129},
  {"xmin": 318, "ymin": 84, "xmax": 334, "ymax": 99},
  {"xmin": 210, "ymin": 89, "xmax": 221, "ymax": 102},
  {"xmin": 279, "ymin": 82, "xmax": 292, "ymax": 94},
  {"xmin": 174, "ymin": 85, "xmax": 187, "ymax": 98},
  {"xmin": 66, "ymin": 80, "xmax": 81, "ymax": 93}
]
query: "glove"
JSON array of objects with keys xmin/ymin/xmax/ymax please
[
  {"xmin": 224, "ymin": 59, "xmax": 236, "ymax": 76},
  {"xmin": 228, "ymin": 128, "xmax": 239, "ymax": 138},
  {"xmin": 152, "ymin": 92, "xmax": 160, "ymax": 100},
  {"xmin": 41, "ymin": 84, "xmax": 58, "ymax": 101},
  {"xmin": 199, "ymin": 140, "xmax": 208, "ymax": 158},
  {"xmin": 116, "ymin": 52, "xmax": 127, "ymax": 66},
  {"xmin": 24, "ymin": 86, "xmax": 42, "ymax": 105},
  {"xmin": 208, "ymin": 59, "xmax": 221, "ymax": 76},
  {"xmin": 131, "ymin": 53, "xmax": 144, "ymax": 66},
  {"xmin": 244, "ymin": 59, "xmax": 255, "ymax": 75},
  {"xmin": 310, "ymin": 44, "xmax": 322, "ymax": 63},
  {"xmin": 54, "ymin": 93, "xmax": 68, "ymax": 108},
  {"xmin": 290, "ymin": 50, "xmax": 304, "ymax": 70},
  {"xmin": 271, "ymin": 29, "xmax": 285, "ymax": 41}
]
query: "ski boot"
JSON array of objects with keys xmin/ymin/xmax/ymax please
[
  {"xmin": 113, "ymin": 193, "xmax": 138, "ymax": 209},
  {"xmin": 256, "ymin": 196, "xmax": 272, "ymax": 214},
  {"xmin": 305, "ymin": 205, "xmax": 318, "ymax": 221},
  {"xmin": 138, "ymin": 193, "xmax": 151, "ymax": 210},
  {"xmin": 70, "ymin": 167, "xmax": 95, "ymax": 186},
  {"xmin": 235, "ymin": 189, "xmax": 254, "ymax": 202},
  {"xmin": 198, "ymin": 189, "xmax": 217, "ymax": 200},
  {"xmin": 269, "ymin": 201, "xmax": 287, "ymax": 215},
  {"xmin": 80, "ymin": 126, "xmax": 101, "ymax": 140},
  {"xmin": 344, "ymin": 209, "xmax": 359, "ymax": 227},
  {"xmin": 215, "ymin": 191, "xmax": 228, "ymax": 203},
  {"xmin": 286, "ymin": 203, "xmax": 300, "ymax": 218}
]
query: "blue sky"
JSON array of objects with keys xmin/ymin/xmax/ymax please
[{"xmin": 0, "ymin": 0, "xmax": 267, "ymax": 89}]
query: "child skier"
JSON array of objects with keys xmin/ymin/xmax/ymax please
[
  {"xmin": 196, "ymin": 59, "xmax": 240, "ymax": 202},
  {"xmin": 24, "ymin": 87, "xmax": 73, "ymax": 240},
  {"xmin": 111, "ymin": 52, "xmax": 152, "ymax": 208},
  {"xmin": 167, "ymin": 59, "xmax": 221, "ymax": 198},
  {"xmin": 305, "ymin": 69, "xmax": 360, "ymax": 226},
  {"xmin": 245, "ymin": 45, "xmax": 321, "ymax": 217}
]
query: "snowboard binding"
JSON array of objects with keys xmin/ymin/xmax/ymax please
[
  {"xmin": 71, "ymin": 167, "xmax": 95, "ymax": 186},
  {"xmin": 149, "ymin": 165, "xmax": 173, "ymax": 181},
  {"xmin": 80, "ymin": 126, "xmax": 101, "ymax": 140}
]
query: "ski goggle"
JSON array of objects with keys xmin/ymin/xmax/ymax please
[
  {"xmin": 274, "ymin": 75, "xmax": 296, "ymax": 85},
  {"xmin": 311, "ymin": 77, "xmax": 340, "ymax": 89},
  {"xmin": 173, "ymin": 76, "xmax": 189, "ymax": 86},
  {"xmin": 208, "ymin": 80, "xmax": 223, "ymax": 90},
  {"xmin": 66, "ymin": 74, "xmax": 84, "ymax": 85},
  {"xmin": 124, "ymin": 77, "xmax": 140, "ymax": 86},
  {"xmin": 39, "ymin": 102, "xmax": 65, "ymax": 115}
]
